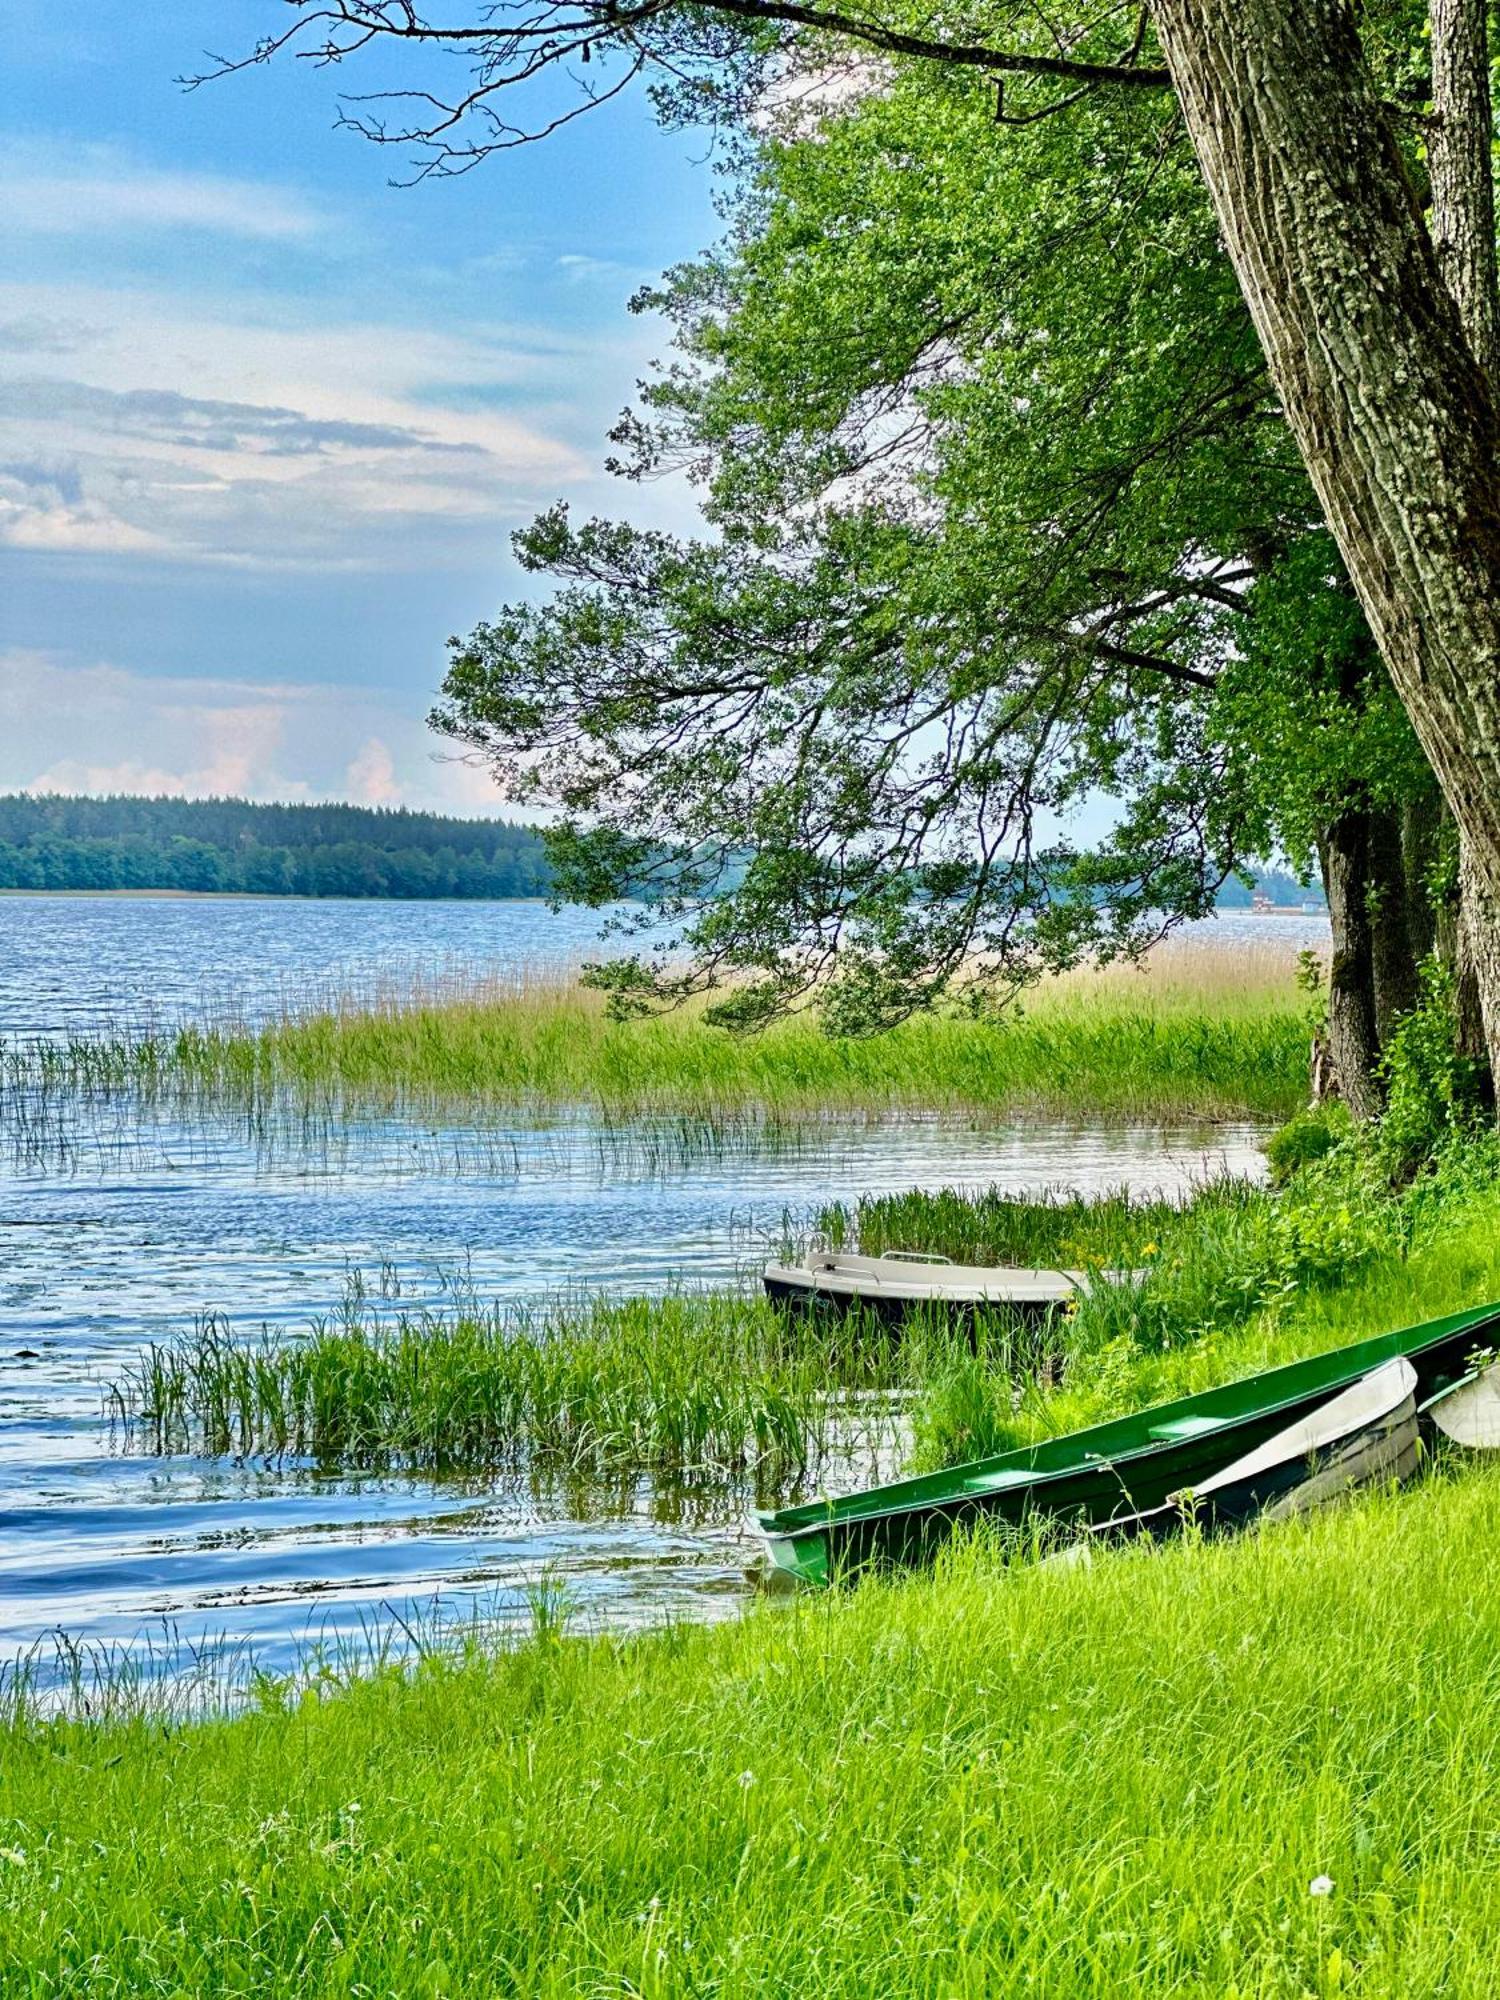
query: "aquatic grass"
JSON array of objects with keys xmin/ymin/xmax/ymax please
[
  {"xmin": 116, "ymin": 1293, "xmax": 941, "ymax": 1489},
  {"xmin": 10, "ymin": 942, "xmax": 1313, "ymax": 1124},
  {"xmin": 7, "ymin": 1461, "xmax": 1500, "ymax": 1993},
  {"xmin": 114, "ymin": 1287, "xmax": 1084, "ymax": 1497},
  {"xmin": 821, "ymin": 1174, "xmax": 1260, "ymax": 1269}
]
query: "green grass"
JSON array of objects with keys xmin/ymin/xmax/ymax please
[
  {"xmin": 115, "ymin": 1293, "xmax": 923, "ymax": 1494},
  {"xmin": 897, "ymin": 1135, "xmax": 1500, "ymax": 1469},
  {"xmin": 114, "ymin": 1285, "xmax": 1096, "ymax": 1504},
  {"xmin": 822, "ymin": 1175, "xmax": 1255, "ymax": 1267},
  {"xmin": 8, "ymin": 1464, "xmax": 1500, "ymax": 1995},
  {"xmin": 15, "ymin": 949, "xmax": 1312, "ymax": 1123}
]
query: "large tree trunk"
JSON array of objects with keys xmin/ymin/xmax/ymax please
[
  {"xmin": 1429, "ymin": 0, "xmax": 1500, "ymax": 386},
  {"xmin": 1367, "ymin": 807, "xmax": 1419, "ymax": 1045},
  {"xmin": 1148, "ymin": 0, "xmax": 1500, "ymax": 1085},
  {"xmin": 1428, "ymin": 0, "xmax": 1499, "ymax": 1092},
  {"xmin": 1319, "ymin": 812, "xmax": 1385, "ymax": 1121}
]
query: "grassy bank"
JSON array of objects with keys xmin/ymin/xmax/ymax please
[
  {"xmin": 829, "ymin": 1136, "xmax": 1500, "ymax": 1468},
  {"xmin": 20, "ymin": 1117, "xmax": 1500, "ymax": 1991},
  {"xmin": 7, "ymin": 1464, "xmax": 1500, "ymax": 1995},
  {"xmin": 22, "ymin": 944, "xmax": 1312, "ymax": 1122}
]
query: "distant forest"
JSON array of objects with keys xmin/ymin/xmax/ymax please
[
  {"xmin": 0, "ymin": 793, "xmax": 1324, "ymax": 909},
  {"xmin": 0, "ymin": 794, "xmax": 552, "ymax": 899}
]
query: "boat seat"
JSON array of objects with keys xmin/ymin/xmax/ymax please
[{"xmin": 962, "ymin": 1467, "xmax": 1036, "ymax": 1491}]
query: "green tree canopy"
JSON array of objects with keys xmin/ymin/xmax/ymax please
[{"xmin": 433, "ymin": 46, "xmax": 1432, "ymax": 1025}]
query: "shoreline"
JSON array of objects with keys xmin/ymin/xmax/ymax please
[
  {"xmin": 0, "ymin": 887, "xmax": 559, "ymax": 903},
  {"xmin": 0, "ymin": 886, "xmax": 1331, "ymax": 922}
]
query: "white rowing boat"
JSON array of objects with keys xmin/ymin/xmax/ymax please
[{"xmin": 762, "ymin": 1249, "xmax": 1123, "ymax": 1318}]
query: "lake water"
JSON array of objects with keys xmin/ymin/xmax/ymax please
[{"xmin": 0, "ymin": 894, "xmax": 1326, "ymax": 1697}]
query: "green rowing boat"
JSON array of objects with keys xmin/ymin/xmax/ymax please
[{"xmin": 758, "ymin": 1298, "xmax": 1500, "ymax": 1587}]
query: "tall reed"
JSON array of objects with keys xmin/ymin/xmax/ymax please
[
  {"xmin": 11, "ymin": 944, "xmax": 1312, "ymax": 1123},
  {"xmin": 116, "ymin": 1293, "xmax": 933, "ymax": 1489}
]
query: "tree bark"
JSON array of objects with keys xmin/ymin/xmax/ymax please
[
  {"xmin": 1319, "ymin": 812, "xmax": 1386, "ymax": 1121},
  {"xmin": 1427, "ymin": 0, "xmax": 1499, "ymax": 1091},
  {"xmin": 1399, "ymin": 791, "xmax": 1440, "ymax": 966},
  {"xmin": 1429, "ymin": 0, "xmax": 1500, "ymax": 387},
  {"xmin": 1424, "ymin": 797, "xmax": 1491, "ymax": 1067},
  {"xmin": 1367, "ymin": 806, "xmax": 1419, "ymax": 1044},
  {"xmin": 1458, "ymin": 845, "xmax": 1500, "ymax": 1073},
  {"xmin": 1147, "ymin": 0, "xmax": 1500, "ymax": 1086}
]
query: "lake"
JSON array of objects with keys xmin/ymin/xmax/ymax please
[{"xmin": 0, "ymin": 894, "xmax": 1326, "ymax": 1697}]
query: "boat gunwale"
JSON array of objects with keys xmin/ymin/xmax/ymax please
[
  {"xmin": 758, "ymin": 1299, "xmax": 1500, "ymax": 1539},
  {"xmin": 761, "ymin": 1253, "xmax": 1090, "ymax": 1302}
]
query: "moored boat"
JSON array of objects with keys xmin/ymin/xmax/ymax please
[
  {"xmin": 1090, "ymin": 1356, "xmax": 1420, "ymax": 1540},
  {"xmin": 762, "ymin": 1249, "xmax": 1118, "ymax": 1320},
  {"xmin": 758, "ymin": 1298, "xmax": 1500, "ymax": 1587},
  {"xmin": 1421, "ymin": 1361, "xmax": 1500, "ymax": 1448}
]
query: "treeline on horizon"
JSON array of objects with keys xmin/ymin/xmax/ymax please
[
  {"xmin": 0, "ymin": 793, "xmax": 552, "ymax": 900},
  {"xmin": 0, "ymin": 793, "xmax": 1323, "ymax": 909}
]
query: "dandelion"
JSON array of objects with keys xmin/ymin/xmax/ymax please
[
  {"xmin": 738, "ymin": 1770, "xmax": 756, "ymax": 1789},
  {"xmin": 0, "ymin": 1848, "xmax": 26, "ymax": 1867},
  {"xmin": 1309, "ymin": 1874, "xmax": 1334, "ymax": 1898},
  {"xmin": 1142, "ymin": 1241, "xmax": 1159, "ymax": 1257}
]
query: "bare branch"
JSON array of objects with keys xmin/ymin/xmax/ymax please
[{"xmin": 184, "ymin": 0, "xmax": 1172, "ymax": 174}]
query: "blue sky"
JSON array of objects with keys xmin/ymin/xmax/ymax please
[{"xmin": 0, "ymin": 0, "xmax": 720, "ymax": 810}]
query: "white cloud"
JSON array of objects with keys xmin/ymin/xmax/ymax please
[
  {"xmin": 344, "ymin": 737, "xmax": 403, "ymax": 805},
  {"xmin": 0, "ymin": 649, "xmax": 508, "ymax": 814},
  {"xmin": 0, "ymin": 481, "xmax": 171, "ymax": 554},
  {"xmin": 1, "ymin": 148, "xmax": 323, "ymax": 242},
  {"xmin": 555, "ymin": 253, "xmax": 638, "ymax": 287},
  {"xmin": 0, "ymin": 281, "xmax": 597, "ymax": 570},
  {"xmin": 0, "ymin": 314, "xmax": 102, "ymax": 356}
]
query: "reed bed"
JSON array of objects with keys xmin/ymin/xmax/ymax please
[
  {"xmin": 821, "ymin": 1176, "xmax": 1253, "ymax": 1268},
  {"xmin": 15, "ymin": 942, "xmax": 1313, "ymax": 1123},
  {"xmin": 112, "ymin": 1281, "xmax": 1093, "ymax": 1497},
  {"xmin": 114, "ymin": 1293, "xmax": 972, "ymax": 1489},
  {"xmin": 113, "ymin": 1137, "xmax": 1500, "ymax": 1497}
]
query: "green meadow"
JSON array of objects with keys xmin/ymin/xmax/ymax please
[{"xmin": 8, "ymin": 1462, "xmax": 1500, "ymax": 1996}]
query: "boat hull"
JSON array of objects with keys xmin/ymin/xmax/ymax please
[
  {"xmin": 1423, "ymin": 1365, "xmax": 1500, "ymax": 1448},
  {"xmin": 760, "ymin": 1300, "xmax": 1500, "ymax": 1586},
  {"xmin": 1093, "ymin": 1359, "xmax": 1421, "ymax": 1541},
  {"xmin": 762, "ymin": 1253, "xmax": 1097, "ymax": 1322}
]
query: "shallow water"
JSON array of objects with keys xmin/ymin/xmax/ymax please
[
  {"xmin": 0, "ymin": 894, "xmax": 1307, "ymax": 1696},
  {"xmin": 0, "ymin": 890, "xmax": 1327, "ymax": 1040},
  {"xmin": 0, "ymin": 893, "xmax": 640, "ymax": 1041}
]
